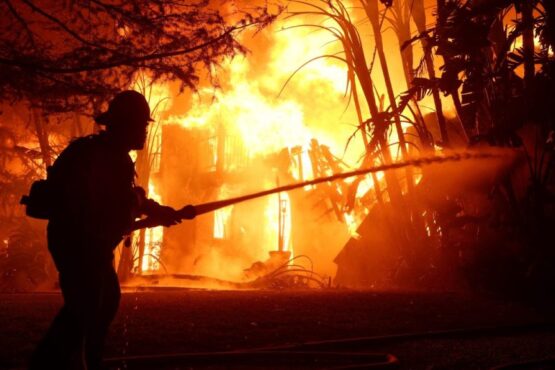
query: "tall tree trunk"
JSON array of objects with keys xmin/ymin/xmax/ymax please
[
  {"xmin": 343, "ymin": 20, "xmax": 414, "ymax": 263},
  {"xmin": 545, "ymin": 0, "xmax": 555, "ymax": 52},
  {"xmin": 412, "ymin": 1, "xmax": 450, "ymax": 146},
  {"xmin": 323, "ymin": 1, "xmax": 419, "ymax": 266},
  {"xmin": 396, "ymin": 0, "xmax": 415, "ymax": 85},
  {"xmin": 349, "ymin": 68, "xmax": 386, "ymax": 207},
  {"xmin": 72, "ymin": 113, "xmax": 84, "ymax": 138},
  {"xmin": 351, "ymin": 46, "xmax": 405, "ymax": 206},
  {"xmin": 521, "ymin": 0, "xmax": 535, "ymax": 95},
  {"xmin": 362, "ymin": 0, "xmax": 410, "ymax": 163},
  {"xmin": 134, "ymin": 148, "xmax": 152, "ymax": 275},
  {"xmin": 118, "ymin": 127, "xmax": 153, "ymax": 279},
  {"xmin": 387, "ymin": 0, "xmax": 433, "ymax": 151},
  {"xmin": 32, "ymin": 109, "xmax": 52, "ymax": 169}
]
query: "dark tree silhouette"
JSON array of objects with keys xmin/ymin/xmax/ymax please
[{"xmin": 0, "ymin": 0, "xmax": 278, "ymax": 115}]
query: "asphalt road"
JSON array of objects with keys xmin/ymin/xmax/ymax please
[{"xmin": 1, "ymin": 289, "xmax": 554, "ymax": 369}]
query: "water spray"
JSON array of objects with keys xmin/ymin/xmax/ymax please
[{"xmin": 132, "ymin": 151, "xmax": 509, "ymax": 231}]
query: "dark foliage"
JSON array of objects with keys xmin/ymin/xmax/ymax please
[
  {"xmin": 395, "ymin": 0, "xmax": 555, "ymax": 295},
  {"xmin": 0, "ymin": 219, "xmax": 51, "ymax": 292},
  {"xmin": 329, "ymin": 0, "xmax": 555, "ymax": 294},
  {"xmin": 0, "ymin": 126, "xmax": 54, "ymax": 291},
  {"xmin": 0, "ymin": 0, "xmax": 278, "ymax": 115}
]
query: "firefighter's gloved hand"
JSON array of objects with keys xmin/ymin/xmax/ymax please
[
  {"xmin": 180, "ymin": 205, "xmax": 196, "ymax": 220},
  {"xmin": 151, "ymin": 205, "xmax": 182, "ymax": 227}
]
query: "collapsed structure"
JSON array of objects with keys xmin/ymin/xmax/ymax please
[{"xmin": 118, "ymin": 122, "xmax": 356, "ymax": 288}]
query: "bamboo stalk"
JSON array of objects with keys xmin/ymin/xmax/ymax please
[
  {"xmin": 412, "ymin": 0, "xmax": 450, "ymax": 146},
  {"xmin": 361, "ymin": 0, "xmax": 410, "ymax": 161},
  {"xmin": 361, "ymin": 0, "xmax": 415, "ymax": 193}
]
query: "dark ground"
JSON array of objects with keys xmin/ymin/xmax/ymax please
[{"xmin": 0, "ymin": 289, "xmax": 554, "ymax": 370}]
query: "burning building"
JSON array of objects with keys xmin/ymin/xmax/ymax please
[{"xmin": 113, "ymin": 18, "xmax": 368, "ymax": 287}]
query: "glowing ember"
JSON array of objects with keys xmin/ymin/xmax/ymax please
[{"xmin": 344, "ymin": 212, "xmax": 361, "ymax": 240}]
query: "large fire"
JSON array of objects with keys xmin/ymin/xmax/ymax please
[
  {"xmin": 141, "ymin": 184, "xmax": 164, "ymax": 272},
  {"xmin": 129, "ymin": 2, "xmax": 410, "ymax": 285}
]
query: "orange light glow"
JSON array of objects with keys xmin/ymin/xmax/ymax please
[
  {"xmin": 128, "ymin": 2, "xmax": 421, "ymax": 280},
  {"xmin": 142, "ymin": 184, "xmax": 164, "ymax": 272}
]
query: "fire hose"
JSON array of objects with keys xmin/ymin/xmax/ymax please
[{"xmin": 132, "ymin": 151, "xmax": 508, "ymax": 231}]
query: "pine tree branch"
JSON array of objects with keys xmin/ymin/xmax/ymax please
[{"xmin": 0, "ymin": 24, "xmax": 246, "ymax": 74}]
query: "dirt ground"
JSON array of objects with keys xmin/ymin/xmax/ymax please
[{"xmin": 0, "ymin": 289, "xmax": 554, "ymax": 369}]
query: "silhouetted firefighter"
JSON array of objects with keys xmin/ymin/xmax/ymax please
[{"xmin": 22, "ymin": 91, "xmax": 195, "ymax": 370}]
